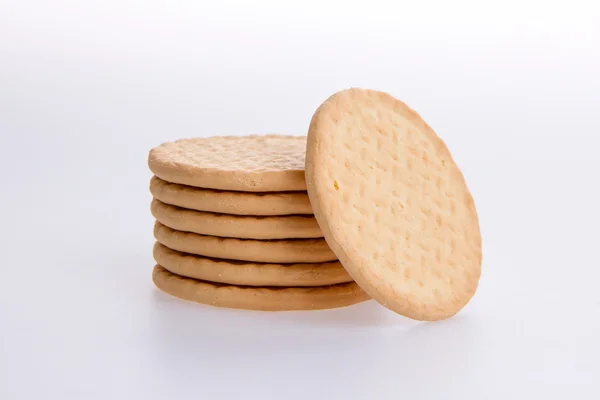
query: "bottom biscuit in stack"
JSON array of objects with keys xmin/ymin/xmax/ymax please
[{"xmin": 152, "ymin": 265, "xmax": 368, "ymax": 311}]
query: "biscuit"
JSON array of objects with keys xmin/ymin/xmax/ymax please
[
  {"xmin": 152, "ymin": 265, "xmax": 368, "ymax": 311},
  {"xmin": 151, "ymin": 199, "xmax": 322, "ymax": 239},
  {"xmin": 305, "ymin": 88, "xmax": 482, "ymax": 321},
  {"xmin": 154, "ymin": 222, "xmax": 337, "ymax": 263},
  {"xmin": 149, "ymin": 176, "xmax": 312, "ymax": 215},
  {"xmin": 153, "ymin": 243, "xmax": 352, "ymax": 286},
  {"xmin": 148, "ymin": 135, "xmax": 306, "ymax": 192}
]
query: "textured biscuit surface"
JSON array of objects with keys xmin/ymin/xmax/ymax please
[
  {"xmin": 148, "ymin": 135, "xmax": 306, "ymax": 192},
  {"xmin": 151, "ymin": 199, "xmax": 322, "ymax": 239},
  {"xmin": 152, "ymin": 265, "xmax": 368, "ymax": 311},
  {"xmin": 149, "ymin": 176, "xmax": 313, "ymax": 215},
  {"xmin": 154, "ymin": 222, "xmax": 336, "ymax": 263},
  {"xmin": 305, "ymin": 88, "xmax": 482, "ymax": 321},
  {"xmin": 153, "ymin": 243, "xmax": 352, "ymax": 286}
]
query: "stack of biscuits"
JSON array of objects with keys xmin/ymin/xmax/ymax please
[
  {"xmin": 148, "ymin": 134, "xmax": 369, "ymax": 311},
  {"xmin": 146, "ymin": 89, "xmax": 483, "ymax": 321}
]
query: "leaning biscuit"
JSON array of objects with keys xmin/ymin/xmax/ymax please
[
  {"xmin": 305, "ymin": 88, "xmax": 482, "ymax": 321},
  {"xmin": 154, "ymin": 222, "xmax": 337, "ymax": 263},
  {"xmin": 152, "ymin": 265, "xmax": 369, "ymax": 311},
  {"xmin": 148, "ymin": 135, "xmax": 306, "ymax": 192}
]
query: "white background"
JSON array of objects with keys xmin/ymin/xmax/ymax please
[{"xmin": 1, "ymin": 1, "xmax": 599, "ymax": 399}]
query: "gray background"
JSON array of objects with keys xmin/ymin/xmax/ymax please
[{"xmin": 1, "ymin": 1, "xmax": 599, "ymax": 399}]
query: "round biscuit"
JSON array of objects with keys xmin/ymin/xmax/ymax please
[
  {"xmin": 153, "ymin": 222, "xmax": 337, "ymax": 263},
  {"xmin": 152, "ymin": 265, "xmax": 369, "ymax": 311},
  {"xmin": 150, "ymin": 199, "xmax": 322, "ymax": 239},
  {"xmin": 153, "ymin": 243, "xmax": 352, "ymax": 286},
  {"xmin": 149, "ymin": 176, "xmax": 313, "ymax": 215},
  {"xmin": 148, "ymin": 135, "xmax": 306, "ymax": 192},
  {"xmin": 305, "ymin": 88, "xmax": 482, "ymax": 321}
]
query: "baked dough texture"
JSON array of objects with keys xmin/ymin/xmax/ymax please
[
  {"xmin": 152, "ymin": 265, "xmax": 369, "ymax": 311},
  {"xmin": 149, "ymin": 176, "xmax": 312, "ymax": 215},
  {"xmin": 153, "ymin": 242, "xmax": 351, "ymax": 286},
  {"xmin": 148, "ymin": 135, "xmax": 307, "ymax": 192},
  {"xmin": 151, "ymin": 199, "xmax": 322, "ymax": 239},
  {"xmin": 305, "ymin": 88, "xmax": 482, "ymax": 321},
  {"xmin": 154, "ymin": 222, "xmax": 337, "ymax": 263}
]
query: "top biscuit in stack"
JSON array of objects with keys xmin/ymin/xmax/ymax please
[{"xmin": 148, "ymin": 135, "xmax": 307, "ymax": 192}]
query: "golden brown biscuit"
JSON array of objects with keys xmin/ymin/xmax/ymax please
[
  {"xmin": 149, "ymin": 176, "xmax": 313, "ymax": 215},
  {"xmin": 153, "ymin": 243, "xmax": 352, "ymax": 286},
  {"xmin": 152, "ymin": 265, "xmax": 369, "ymax": 311},
  {"xmin": 153, "ymin": 222, "xmax": 337, "ymax": 263},
  {"xmin": 151, "ymin": 199, "xmax": 322, "ymax": 239},
  {"xmin": 148, "ymin": 135, "xmax": 306, "ymax": 192},
  {"xmin": 305, "ymin": 88, "xmax": 482, "ymax": 321}
]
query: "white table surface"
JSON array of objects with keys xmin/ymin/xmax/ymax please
[{"xmin": 1, "ymin": 1, "xmax": 599, "ymax": 399}]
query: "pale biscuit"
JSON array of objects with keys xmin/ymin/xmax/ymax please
[
  {"xmin": 152, "ymin": 265, "xmax": 368, "ymax": 311},
  {"xmin": 153, "ymin": 243, "xmax": 352, "ymax": 286},
  {"xmin": 151, "ymin": 199, "xmax": 322, "ymax": 239},
  {"xmin": 148, "ymin": 135, "xmax": 306, "ymax": 192},
  {"xmin": 305, "ymin": 88, "xmax": 482, "ymax": 321},
  {"xmin": 149, "ymin": 176, "xmax": 312, "ymax": 215},
  {"xmin": 154, "ymin": 222, "xmax": 336, "ymax": 263}
]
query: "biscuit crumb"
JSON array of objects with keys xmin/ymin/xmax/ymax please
[{"xmin": 333, "ymin": 181, "xmax": 339, "ymax": 190}]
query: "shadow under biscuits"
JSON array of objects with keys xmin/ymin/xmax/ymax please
[
  {"xmin": 148, "ymin": 288, "xmax": 480, "ymax": 389},
  {"xmin": 148, "ymin": 287, "xmax": 418, "ymax": 361},
  {"xmin": 147, "ymin": 289, "xmax": 409, "ymax": 368}
]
